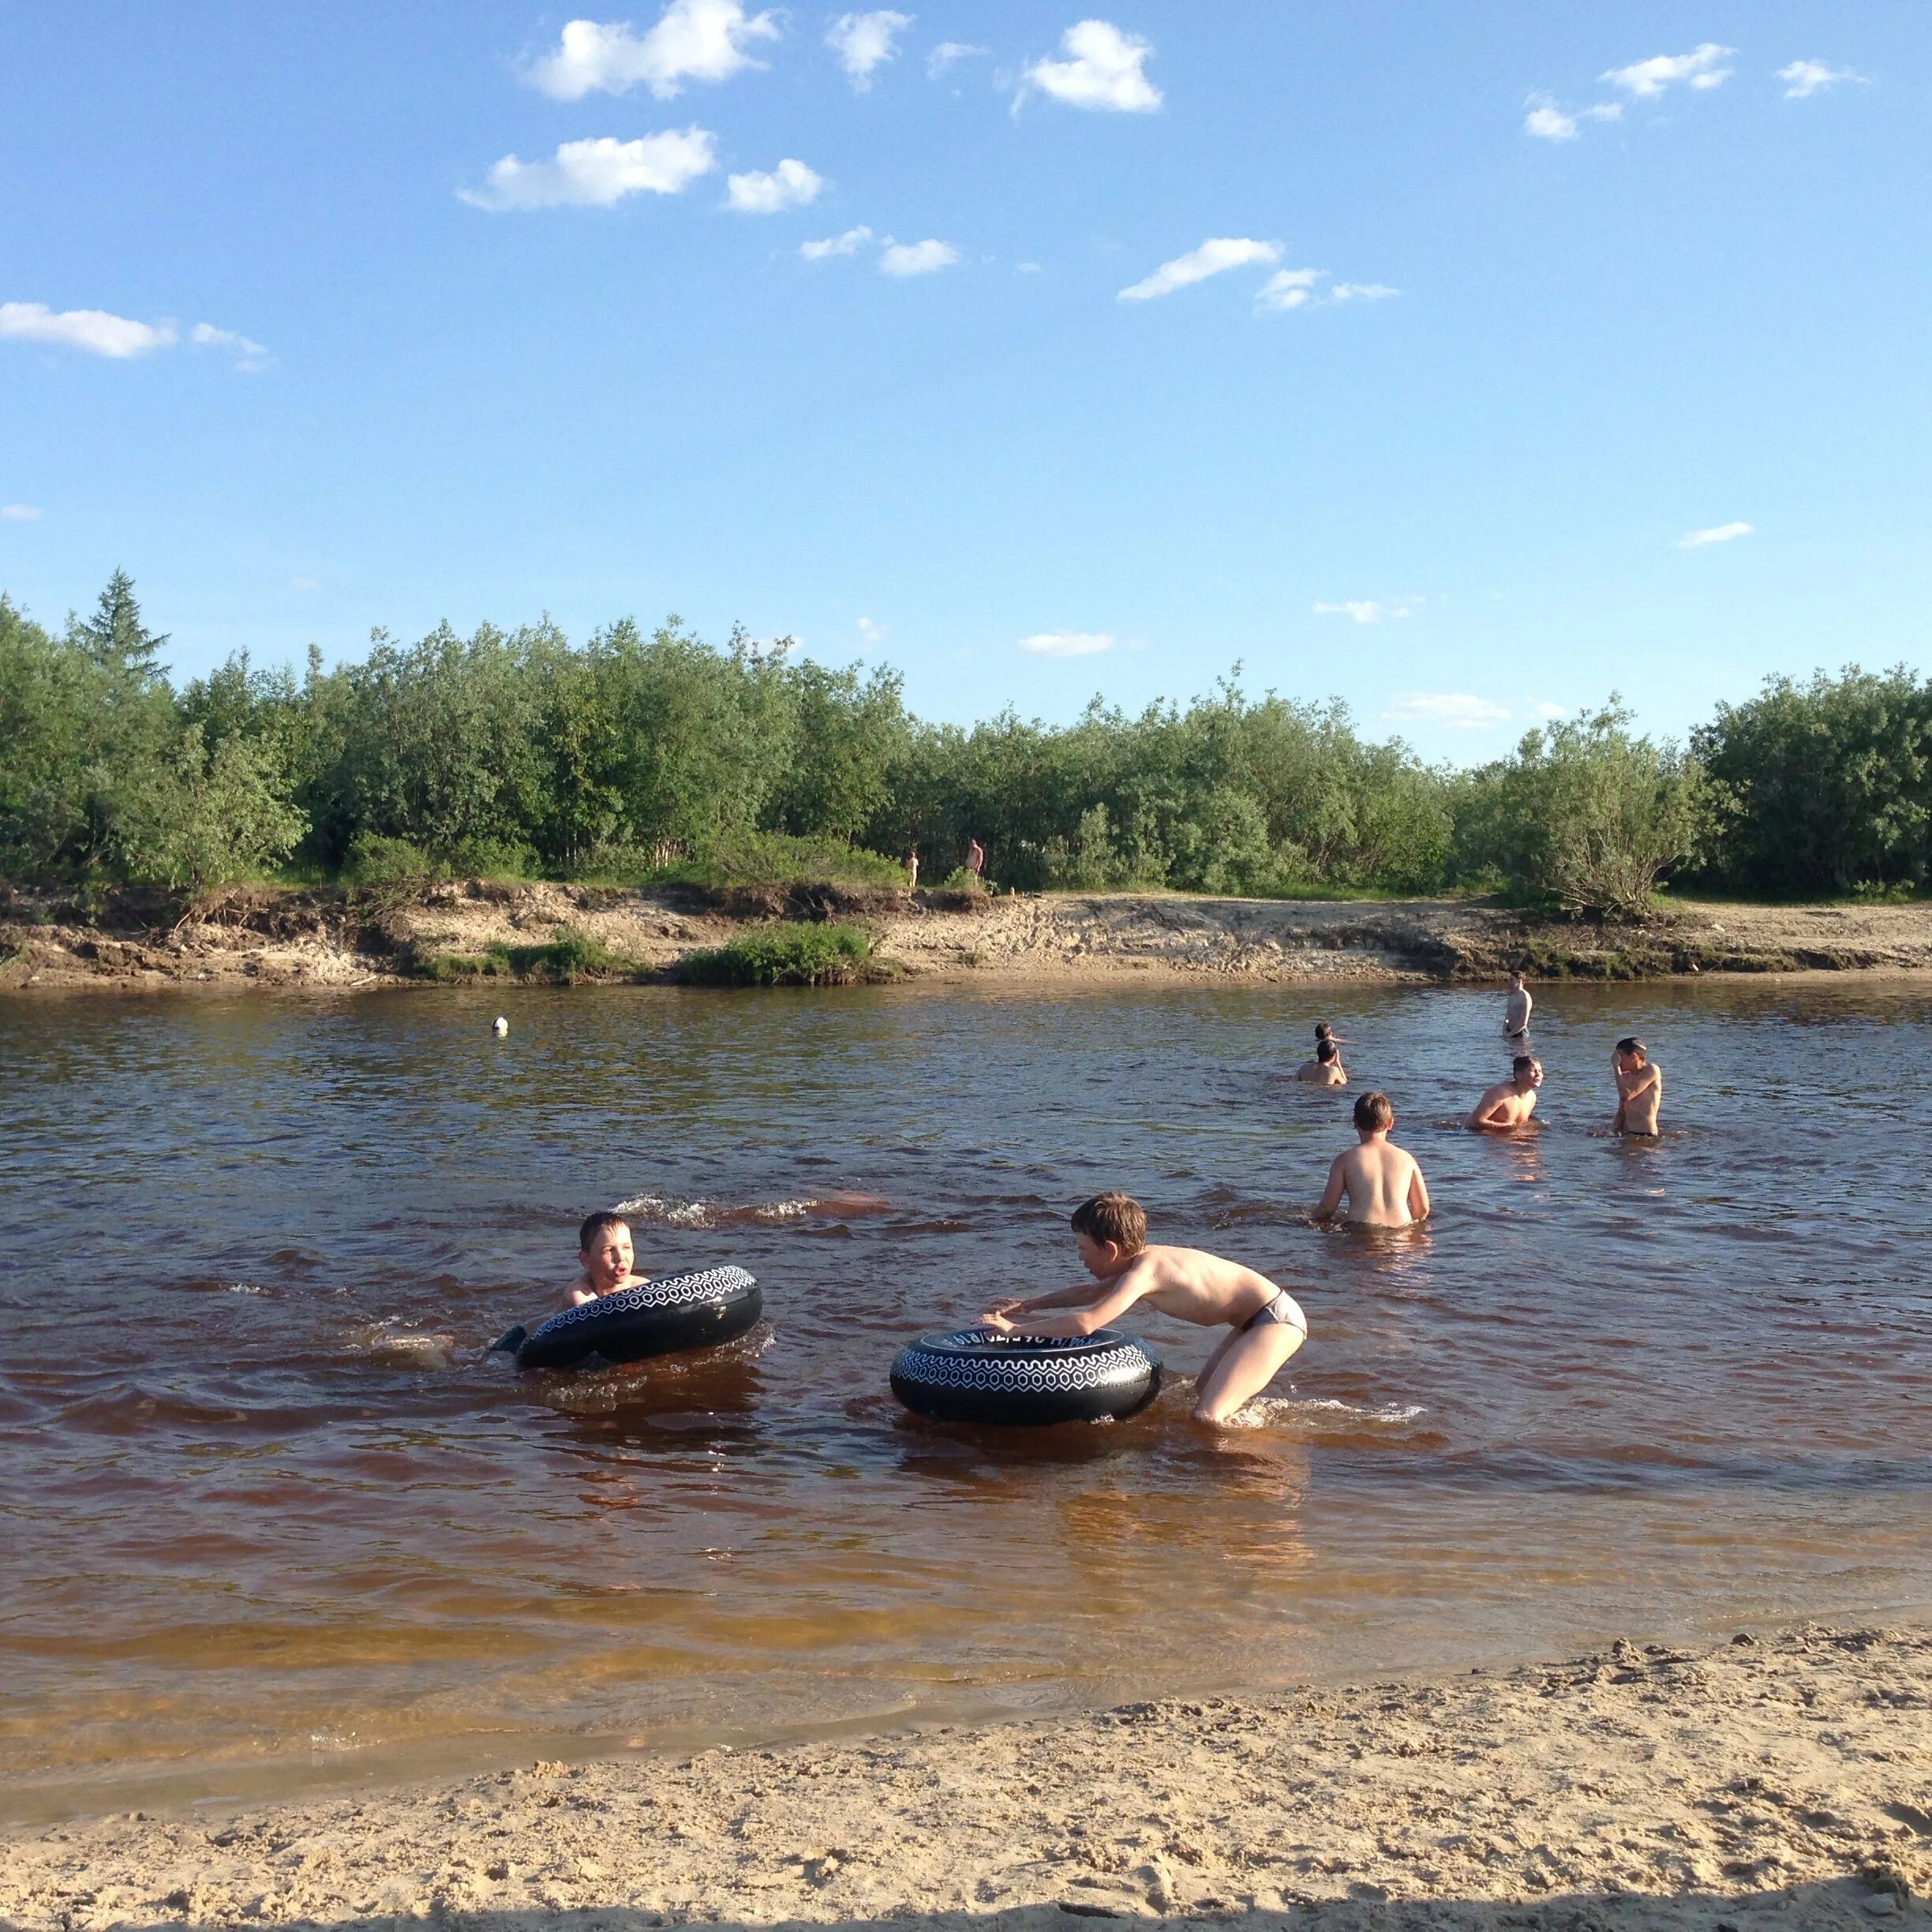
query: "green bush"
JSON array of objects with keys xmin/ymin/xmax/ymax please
[
  {"xmin": 680, "ymin": 921, "xmax": 876, "ymax": 987},
  {"xmin": 647, "ymin": 829, "xmax": 907, "ymax": 889},
  {"xmin": 416, "ymin": 926, "xmax": 631, "ymax": 984}
]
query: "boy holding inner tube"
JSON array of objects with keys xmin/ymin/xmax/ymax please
[
  {"xmin": 980, "ymin": 1193, "xmax": 1307, "ymax": 1426},
  {"xmin": 565, "ymin": 1211, "xmax": 650, "ymax": 1309}
]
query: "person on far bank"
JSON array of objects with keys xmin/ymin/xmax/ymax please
[
  {"xmin": 1468, "ymin": 1055, "xmax": 1543, "ymax": 1131},
  {"xmin": 965, "ymin": 835, "xmax": 986, "ymax": 886},
  {"xmin": 1612, "ymin": 1037, "xmax": 1664, "ymax": 1137},
  {"xmin": 1314, "ymin": 1091, "xmax": 1431, "ymax": 1228},
  {"xmin": 1294, "ymin": 1039, "xmax": 1347, "ymax": 1087},
  {"xmin": 904, "ymin": 847, "xmax": 919, "ymax": 891},
  {"xmin": 1504, "ymin": 970, "xmax": 1533, "ymax": 1041}
]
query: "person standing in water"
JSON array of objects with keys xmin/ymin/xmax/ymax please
[
  {"xmin": 1314, "ymin": 1092, "xmax": 1431, "ymax": 1227},
  {"xmin": 1468, "ymin": 1055, "xmax": 1543, "ymax": 1130},
  {"xmin": 1294, "ymin": 1039, "xmax": 1347, "ymax": 1087},
  {"xmin": 1503, "ymin": 970, "xmax": 1533, "ymax": 1040},
  {"xmin": 1612, "ymin": 1037, "xmax": 1663, "ymax": 1136}
]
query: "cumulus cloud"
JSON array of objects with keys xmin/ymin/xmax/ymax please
[
  {"xmin": 1533, "ymin": 702, "xmax": 1569, "ymax": 721},
  {"xmin": 826, "ymin": 10, "xmax": 912, "ymax": 88},
  {"xmin": 1314, "ymin": 599, "xmax": 1414, "ymax": 625},
  {"xmin": 459, "ymin": 131, "xmax": 717, "ymax": 210},
  {"xmin": 800, "ymin": 224, "xmax": 874, "ymax": 260},
  {"xmin": 1523, "ymin": 93, "xmax": 1623, "ymax": 140},
  {"xmin": 2, "ymin": 504, "xmax": 43, "ymax": 521},
  {"xmin": 190, "ymin": 322, "xmax": 271, "ymax": 370},
  {"xmin": 879, "ymin": 237, "xmax": 958, "ymax": 276},
  {"xmin": 927, "ymin": 39, "xmax": 987, "ymax": 77},
  {"xmin": 1777, "ymin": 59, "xmax": 1866, "ymax": 99},
  {"xmin": 1018, "ymin": 631, "xmax": 1114, "ymax": 657},
  {"xmin": 1677, "ymin": 520, "xmax": 1754, "ymax": 548},
  {"xmin": 526, "ymin": 3, "xmax": 779, "ymax": 99},
  {"xmin": 856, "ymin": 616, "xmax": 886, "ymax": 644},
  {"xmin": 726, "ymin": 157, "xmax": 824, "ymax": 212},
  {"xmin": 1384, "ymin": 692, "xmax": 1511, "ymax": 728},
  {"xmin": 1330, "ymin": 282, "xmax": 1400, "ymax": 302},
  {"xmin": 1023, "ymin": 20, "xmax": 1161, "ymax": 112},
  {"xmin": 1118, "ymin": 237, "xmax": 1280, "ymax": 303},
  {"xmin": 1602, "ymin": 43, "xmax": 1735, "ymax": 98},
  {"xmin": 0, "ymin": 301, "xmax": 177, "ymax": 358},
  {"xmin": 1254, "ymin": 267, "xmax": 1321, "ymax": 311}
]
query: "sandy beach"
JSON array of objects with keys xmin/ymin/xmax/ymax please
[{"xmin": 6, "ymin": 1623, "xmax": 1928, "ymax": 1931}]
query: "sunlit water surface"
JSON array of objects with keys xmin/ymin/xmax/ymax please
[{"xmin": 4, "ymin": 975, "xmax": 1931, "ymax": 1819}]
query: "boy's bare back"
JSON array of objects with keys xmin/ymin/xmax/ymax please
[
  {"xmin": 1110, "ymin": 1243, "xmax": 1283, "ymax": 1326},
  {"xmin": 1315, "ymin": 1091, "xmax": 1430, "ymax": 1227}
]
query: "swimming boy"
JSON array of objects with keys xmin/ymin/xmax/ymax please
[
  {"xmin": 1294, "ymin": 1039, "xmax": 1347, "ymax": 1086},
  {"xmin": 1504, "ymin": 970, "xmax": 1533, "ymax": 1039},
  {"xmin": 979, "ymin": 1193, "xmax": 1306, "ymax": 1425},
  {"xmin": 1468, "ymin": 1055, "xmax": 1543, "ymax": 1130},
  {"xmin": 1612, "ymin": 1037, "xmax": 1663, "ymax": 1136},
  {"xmin": 566, "ymin": 1211, "xmax": 650, "ymax": 1309},
  {"xmin": 1313, "ymin": 1091, "xmax": 1431, "ymax": 1227}
]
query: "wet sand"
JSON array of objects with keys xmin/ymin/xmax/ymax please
[{"xmin": 7, "ymin": 1623, "xmax": 1929, "ymax": 1930}]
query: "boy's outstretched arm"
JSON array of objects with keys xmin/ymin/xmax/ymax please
[
  {"xmin": 982, "ymin": 1279, "xmax": 1103, "ymax": 1321},
  {"xmin": 1312, "ymin": 1155, "xmax": 1347, "ymax": 1222},
  {"xmin": 983, "ymin": 1267, "xmax": 1151, "ymax": 1338}
]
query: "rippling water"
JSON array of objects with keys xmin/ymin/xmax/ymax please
[{"xmin": 4, "ymin": 975, "xmax": 1931, "ymax": 1819}]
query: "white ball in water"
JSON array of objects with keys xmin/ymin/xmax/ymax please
[{"xmin": 492, "ymin": 1016, "xmax": 509, "ymax": 1037}]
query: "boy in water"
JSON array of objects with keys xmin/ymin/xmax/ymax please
[
  {"xmin": 1504, "ymin": 970, "xmax": 1533, "ymax": 1039},
  {"xmin": 979, "ymin": 1193, "xmax": 1307, "ymax": 1425},
  {"xmin": 1468, "ymin": 1055, "xmax": 1543, "ymax": 1131},
  {"xmin": 1294, "ymin": 1039, "xmax": 1347, "ymax": 1086},
  {"xmin": 1314, "ymin": 1091, "xmax": 1431, "ymax": 1226},
  {"xmin": 566, "ymin": 1211, "xmax": 650, "ymax": 1309},
  {"xmin": 1612, "ymin": 1037, "xmax": 1664, "ymax": 1136}
]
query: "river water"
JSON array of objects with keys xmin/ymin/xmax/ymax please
[{"xmin": 4, "ymin": 975, "xmax": 1931, "ymax": 1820}]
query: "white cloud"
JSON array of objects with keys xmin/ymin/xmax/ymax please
[
  {"xmin": 526, "ymin": 3, "xmax": 779, "ymax": 100},
  {"xmin": 827, "ymin": 11, "xmax": 912, "ymax": 89},
  {"xmin": 1256, "ymin": 267, "xmax": 1322, "ymax": 311},
  {"xmin": 1602, "ymin": 43, "xmax": 1734, "ymax": 98},
  {"xmin": 2, "ymin": 504, "xmax": 43, "ymax": 521},
  {"xmin": 879, "ymin": 237, "xmax": 958, "ymax": 276},
  {"xmin": 0, "ymin": 301, "xmax": 176, "ymax": 358},
  {"xmin": 1384, "ymin": 693, "xmax": 1511, "ymax": 729},
  {"xmin": 726, "ymin": 157, "xmax": 824, "ymax": 212},
  {"xmin": 1023, "ymin": 20, "xmax": 1161, "ymax": 112},
  {"xmin": 800, "ymin": 224, "xmax": 874, "ymax": 260},
  {"xmin": 1523, "ymin": 93, "xmax": 1622, "ymax": 140},
  {"xmin": 1314, "ymin": 599, "xmax": 1414, "ymax": 625},
  {"xmin": 459, "ymin": 131, "xmax": 717, "ymax": 210},
  {"xmin": 927, "ymin": 40, "xmax": 987, "ymax": 77},
  {"xmin": 1533, "ymin": 702, "xmax": 1568, "ymax": 721},
  {"xmin": 292, "ymin": 576, "xmax": 322, "ymax": 592},
  {"xmin": 1677, "ymin": 520, "xmax": 1754, "ymax": 548},
  {"xmin": 1330, "ymin": 282, "xmax": 1401, "ymax": 302},
  {"xmin": 1018, "ymin": 631, "xmax": 1115, "ymax": 657},
  {"xmin": 1777, "ymin": 59, "xmax": 1866, "ymax": 99},
  {"xmin": 190, "ymin": 322, "xmax": 271, "ymax": 370},
  {"xmin": 1118, "ymin": 237, "xmax": 1280, "ymax": 303},
  {"xmin": 856, "ymin": 616, "xmax": 886, "ymax": 644}
]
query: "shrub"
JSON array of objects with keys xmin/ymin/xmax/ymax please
[
  {"xmin": 415, "ymin": 926, "xmax": 631, "ymax": 984},
  {"xmin": 647, "ymin": 829, "xmax": 906, "ymax": 889},
  {"xmin": 680, "ymin": 920, "xmax": 876, "ymax": 987}
]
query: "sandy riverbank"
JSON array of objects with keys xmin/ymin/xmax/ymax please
[
  {"xmin": 6, "ymin": 882, "xmax": 1932, "ymax": 992},
  {"xmin": 5, "ymin": 1624, "xmax": 1928, "ymax": 1930}
]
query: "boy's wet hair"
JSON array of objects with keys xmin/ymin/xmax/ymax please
[
  {"xmin": 1616, "ymin": 1035, "xmax": 1645, "ymax": 1057},
  {"xmin": 1317, "ymin": 1039, "xmax": 1339, "ymax": 1063},
  {"xmin": 1315, "ymin": 1022, "xmax": 1334, "ymax": 1039},
  {"xmin": 1354, "ymin": 1091, "xmax": 1394, "ymax": 1132},
  {"xmin": 1070, "ymin": 1192, "xmax": 1148, "ymax": 1256},
  {"xmin": 578, "ymin": 1209, "xmax": 631, "ymax": 1252},
  {"xmin": 1513, "ymin": 1054, "xmax": 1536, "ymax": 1073}
]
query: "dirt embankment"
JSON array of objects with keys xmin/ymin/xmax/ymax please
[{"xmin": 3, "ymin": 881, "xmax": 1932, "ymax": 993}]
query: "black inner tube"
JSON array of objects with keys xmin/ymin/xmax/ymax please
[
  {"xmin": 508, "ymin": 1267, "xmax": 762, "ymax": 1371},
  {"xmin": 890, "ymin": 1326, "xmax": 1163, "ymax": 1426}
]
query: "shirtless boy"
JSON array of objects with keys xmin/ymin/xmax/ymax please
[
  {"xmin": 1468, "ymin": 1055, "xmax": 1543, "ymax": 1131},
  {"xmin": 1314, "ymin": 1091, "xmax": 1431, "ymax": 1226},
  {"xmin": 1294, "ymin": 1039, "xmax": 1347, "ymax": 1086},
  {"xmin": 980, "ymin": 1193, "xmax": 1306, "ymax": 1425},
  {"xmin": 1612, "ymin": 1037, "xmax": 1663, "ymax": 1136},
  {"xmin": 566, "ymin": 1211, "xmax": 650, "ymax": 1309},
  {"xmin": 1504, "ymin": 970, "xmax": 1533, "ymax": 1039}
]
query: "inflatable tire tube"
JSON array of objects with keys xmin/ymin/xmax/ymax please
[
  {"xmin": 514, "ymin": 1267, "xmax": 762, "ymax": 1371},
  {"xmin": 890, "ymin": 1326, "xmax": 1162, "ymax": 1427}
]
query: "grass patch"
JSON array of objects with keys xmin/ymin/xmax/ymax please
[
  {"xmin": 645, "ymin": 831, "xmax": 907, "ymax": 891},
  {"xmin": 414, "ymin": 926, "xmax": 637, "ymax": 985},
  {"xmin": 680, "ymin": 920, "xmax": 879, "ymax": 987}
]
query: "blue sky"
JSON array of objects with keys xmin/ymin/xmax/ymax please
[{"xmin": 1, "ymin": 2, "xmax": 1926, "ymax": 758}]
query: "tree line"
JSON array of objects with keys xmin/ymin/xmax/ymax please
[{"xmin": 2, "ymin": 574, "xmax": 1928, "ymax": 915}]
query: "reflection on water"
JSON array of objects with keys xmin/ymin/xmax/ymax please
[{"xmin": 2, "ymin": 975, "xmax": 1932, "ymax": 1817}]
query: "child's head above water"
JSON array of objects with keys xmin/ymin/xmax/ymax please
[
  {"xmin": 1070, "ymin": 1191, "xmax": 1148, "ymax": 1277},
  {"xmin": 578, "ymin": 1211, "xmax": 635, "ymax": 1294},
  {"xmin": 1316, "ymin": 1039, "xmax": 1339, "ymax": 1064},
  {"xmin": 1353, "ymin": 1090, "xmax": 1394, "ymax": 1135},
  {"xmin": 1616, "ymin": 1035, "xmax": 1647, "ymax": 1064},
  {"xmin": 1316, "ymin": 1023, "xmax": 1335, "ymax": 1041}
]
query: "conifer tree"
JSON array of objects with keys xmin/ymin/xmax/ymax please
[{"xmin": 77, "ymin": 569, "xmax": 169, "ymax": 683}]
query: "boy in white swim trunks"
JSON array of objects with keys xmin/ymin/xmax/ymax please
[
  {"xmin": 566, "ymin": 1211, "xmax": 650, "ymax": 1309},
  {"xmin": 980, "ymin": 1193, "xmax": 1307, "ymax": 1425}
]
